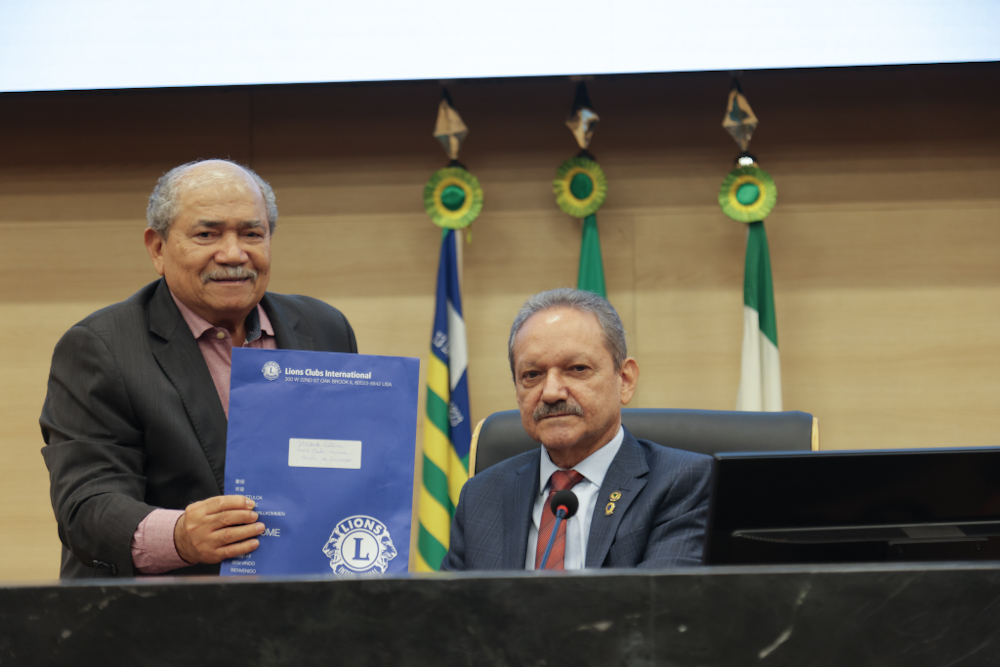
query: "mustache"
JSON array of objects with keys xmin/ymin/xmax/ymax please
[
  {"xmin": 533, "ymin": 400, "xmax": 583, "ymax": 422},
  {"xmin": 202, "ymin": 266, "xmax": 258, "ymax": 284}
]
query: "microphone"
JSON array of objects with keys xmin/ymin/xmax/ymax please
[
  {"xmin": 538, "ymin": 489, "xmax": 580, "ymax": 570},
  {"xmin": 550, "ymin": 489, "xmax": 579, "ymax": 520}
]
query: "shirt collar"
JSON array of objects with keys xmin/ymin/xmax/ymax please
[
  {"xmin": 169, "ymin": 291, "xmax": 274, "ymax": 342},
  {"xmin": 538, "ymin": 425, "xmax": 625, "ymax": 494}
]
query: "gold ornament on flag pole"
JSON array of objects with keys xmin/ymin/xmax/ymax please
[
  {"xmin": 718, "ymin": 80, "xmax": 776, "ymax": 223},
  {"xmin": 424, "ymin": 90, "xmax": 483, "ymax": 233},
  {"xmin": 556, "ymin": 80, "xmax": 608, "ymax": 297},
  {"xmin": 721, "ymin": 86, "xmax": 758, "ymax": 152},
  {"xmin": 554, "ymin": 81, "xmax": 608, "ymax": 218},
  {"xmin": 566, "ymin": 89, "xmax": 599, "ymax": 151},
  {"xmin": 434, "ymin": 95, "xmax": 468, "ymax": 160}
]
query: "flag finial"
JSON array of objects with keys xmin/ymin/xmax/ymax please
[
  {"xmin": 434, "ymin": 88, "xmax": 469, "ymax": 161},
  {"xmin": 722, "ymin": 81, "xmax": 758, "ymax": 152},
  {"xmin": 566, "ymin": 81, "xmax": 600, "ymax": 150}
]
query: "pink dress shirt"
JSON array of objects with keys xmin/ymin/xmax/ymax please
[{"xmin": 130, "ymin": 293, "xmax": 276, "ymax": 574}]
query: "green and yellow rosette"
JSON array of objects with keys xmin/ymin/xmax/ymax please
[
  {"xmin": 423, "ymin": 167, "xmax": 484, "ymax": 229},
  {"xmin": 553, "ymin": 157, "xmax": 608, "ymax": 218},
  {"xmin": 718, "ymin": 165, "xmax": 777, "ymax": 223}
]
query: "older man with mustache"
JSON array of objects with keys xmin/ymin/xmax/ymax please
[
  {"xmin": 40, "ymin": 160, "xmax": 357, "ymax": 578},
  {"xmin": 442, "ymin": 288, "xmax": 711, "ymax": 571}
]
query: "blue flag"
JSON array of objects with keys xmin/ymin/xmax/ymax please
[{"xmin": 416, "ymin": 229, "xmax": 472, "ymax": 571}]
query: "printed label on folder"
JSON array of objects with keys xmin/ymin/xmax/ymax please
[{"xmin": 288, "ymin": 438, "xmax": 362, "ymax": 469}]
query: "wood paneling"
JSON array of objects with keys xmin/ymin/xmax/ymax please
[{"xmin": 1, "ymin": 63, "xmax": 997, "ymax": 580}]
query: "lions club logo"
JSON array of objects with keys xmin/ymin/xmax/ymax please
[
  {"xmin": 262, "ymin": 361, "xmax": 281, "ymax": 381},
  {"xmin": 322, "ymin": 516, "xmax": 397, "ymax": 575}
]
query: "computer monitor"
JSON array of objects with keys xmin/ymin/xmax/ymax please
[{"xmin": 704, "ymin": 447, "xmax": 1000, "ymax": 565}]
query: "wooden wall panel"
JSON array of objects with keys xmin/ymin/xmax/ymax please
[{"xmin": 1, "ymin": 63, "xmax": 997, "ymax": 581}]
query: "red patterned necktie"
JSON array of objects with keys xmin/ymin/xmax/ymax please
[{"xmin": 535, "ymin": 469, "xmax": 585, "ymax": 570}]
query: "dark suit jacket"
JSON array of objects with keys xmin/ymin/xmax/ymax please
[
  {"xmin": 441, "ymin": 428, "xmax": 711, "ymax": 571},
  {"xmin": 40, "ymin": 279, "xmax": 357, "ymax": 579}
]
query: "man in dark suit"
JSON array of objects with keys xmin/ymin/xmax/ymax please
[
  {"xmin": 442, "ymin": 289, "xmax": 710, "ymax": 571},
  {"xmin": 40, "ymin": 160, "xmax": 356, "ymax": 578}
]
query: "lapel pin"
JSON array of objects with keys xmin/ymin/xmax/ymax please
[
  {"xmin": 609, "ymin": 491, "xmax": 621, "ymax": 502},
  {"xmin": 605, "ymin": 501, "xmax": 616, "ymax": 516}
]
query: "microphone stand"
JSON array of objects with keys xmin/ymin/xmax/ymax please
[
  {"xmin": 538, "ymin": 489, "xmax": 580, "ymax": 570},
  {"xmin": 538, "ymin": 510, "xmax": 568, "ymax": 570}
]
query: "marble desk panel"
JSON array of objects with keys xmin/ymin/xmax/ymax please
[{"xmin": 2, "ymin": 563, "xmax": 999, "ymax": 666}]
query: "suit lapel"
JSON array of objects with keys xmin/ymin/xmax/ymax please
[
  {"xmin": 585, "ymin": 429, "xmax": 649, "ymax": 568},
  {"xmin": 502, "ymin": 452, "xmax": 540, "ymax": 569},
  {"xmin": 147, "ymin": 280, "xmax": 229, "ymax": 494},
  {"xmin": 262, "ymin": 294, "xmax": 314, "ymax": 351}
]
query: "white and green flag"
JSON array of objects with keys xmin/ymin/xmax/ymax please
[{"xmin": 736, "ymin": 220, "xmax": 782, "ymax": 411}]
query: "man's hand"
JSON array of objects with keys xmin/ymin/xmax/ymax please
[{"xmin": 174, "ymin": 495, "xmax": 265, "ymax": 565}]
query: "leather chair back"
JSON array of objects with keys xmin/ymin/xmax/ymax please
[{"xmin": 470, "ymin": 408, "xmax": 817, "ymax": 476}]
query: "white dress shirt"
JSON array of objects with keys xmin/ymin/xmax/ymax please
[{"xmin": 525, "ymin": 426, "xmax": 625, "ymax": 570}]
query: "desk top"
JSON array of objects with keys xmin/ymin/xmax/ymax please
[{"xmin": 3, "ymin": 563, "xmax": 998, "ymax": 666}]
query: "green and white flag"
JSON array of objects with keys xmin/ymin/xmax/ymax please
[
  {"xmin": 736, "ymin": 220, "xmax": 782, "ymax": 411},
  {"xmin": 577, "ymin": 214, "xmax": 606, "ymax": 297}
]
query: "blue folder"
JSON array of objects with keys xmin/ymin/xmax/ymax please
[{"xmin": 221, "ymin": 348, "xmax": 419, "ymax": 576}]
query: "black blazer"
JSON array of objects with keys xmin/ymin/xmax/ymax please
[{"xmin": 40, "ymin": 279, "xmax": 357, "ymax": 578}]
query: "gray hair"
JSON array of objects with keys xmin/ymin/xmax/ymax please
[
  {"xmin": 146, "ymin": 159, "xmax": 278, "ymax": 238},
  {"xmin": 508, "ymin": 288, "xmax": 627, "ymax": 377}
]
